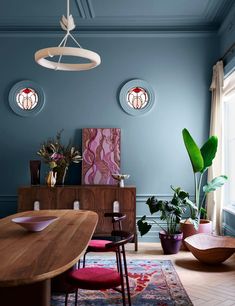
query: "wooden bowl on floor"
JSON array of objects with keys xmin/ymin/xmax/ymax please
[{"xmin": 184, "ymin": 233, "xmax": 235, "ymax": 264}]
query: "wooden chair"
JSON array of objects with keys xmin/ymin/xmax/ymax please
[{"xmin": 68, "ymin": 230, "xmax": 134, "ymax": 306}]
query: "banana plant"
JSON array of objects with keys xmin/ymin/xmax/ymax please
[{"xmin": 182, "ymin": 128, "xmax": 228, "ymax": 229}]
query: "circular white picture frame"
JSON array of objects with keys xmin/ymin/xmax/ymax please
[
  {"xmin": 9, "ymin": 80, "xmax": 45, "ymax": 117},
  {"xmin": 119, "ymin": 79, "xmax": 155, "ymax": 116}
]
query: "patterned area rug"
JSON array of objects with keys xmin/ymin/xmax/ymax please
[{"xmin": 51, "ymin": 259, "xmax": 192, "ymax": 306}]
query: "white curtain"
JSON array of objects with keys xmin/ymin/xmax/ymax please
[
  {"xmin": 207, "ymin": 61, "xmax": 224, "ymax": 235},
  {"xmin": 224, "ymin": 70, "xmax": 235, "ymax": 98}
]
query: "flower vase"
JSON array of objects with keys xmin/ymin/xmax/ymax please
[
  {"xmin": 29, "ymin": 160, "xmax": 41, "ymax": 185},
  {"xmin": 46, "ymin": 171, "xmax": 57, "ymax": 187},
  {"xmin": 55, "ymin": 166, "xmax": 68, "ymax": 185}
]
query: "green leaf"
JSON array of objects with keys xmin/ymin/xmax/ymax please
[
  {"xmin": 200, "ymin": 207, "xmax": 207, "ymax": 219},
  {"xmin": 146, "ymin": 196, "xmax": 165, "ymax": 215},
  {"xmin": 203, "ymin": 175, "xmax": 228, "ymax": 194},
  {"xmin": 137, "ymin": 216, "xmax": 152, "ymax": 236},
  {"xmin": 200, "ymin": 136, "xmax": 218, "ymax": 172},
  {"xmin": 178, "ymin": 190, "xmax": 189, "ymax": 200},
  {"xmin": 184, "ymin": 197, "xmax": 198, "ymax": 210},
  {"xmin": 182, "ymin": 128, "xmax": 204, "ymax": 173}
]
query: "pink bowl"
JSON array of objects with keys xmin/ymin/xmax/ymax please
[{"xmin": 11, "ymin": 216, "xmax": 59, "ymax": 232}]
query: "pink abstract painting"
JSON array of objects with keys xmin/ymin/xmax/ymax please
[{"xmin": 82, "ymin": 128, "xmax": 121, "ymax": 185}]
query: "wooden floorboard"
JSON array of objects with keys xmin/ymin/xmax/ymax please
[{"xmin": 90, "ymin": 242, "xmax": 235, "ymax": 305}]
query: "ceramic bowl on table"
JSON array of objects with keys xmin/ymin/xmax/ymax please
[{"xmin": 11, "ymin": 216, "xmax": 59, "ymax": 232}]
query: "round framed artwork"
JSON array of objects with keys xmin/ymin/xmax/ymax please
[
  {"xmin": 9, "ymin": 80, "xmax": 45, "ymax": 117},
  {"xmin": 119, "ymin": 79, "xmax": 155, "ymax": 116}
]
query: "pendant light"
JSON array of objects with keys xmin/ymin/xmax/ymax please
[{"xmin": 34, "ymin": 0, "xmax": 101, "ymax": 71}]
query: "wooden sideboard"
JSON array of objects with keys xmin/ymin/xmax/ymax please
[{"xmin": 18, "ymin": 185, "xmax": 137, "ymax": 250}]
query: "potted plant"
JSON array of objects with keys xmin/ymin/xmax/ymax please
[
  {"xmin": 137, "ymin": 186, "xmax": 196, "ymax": 254},
  {"xmin": 181, "ymin": 128, "xmax": 227, "ymax": 238}
]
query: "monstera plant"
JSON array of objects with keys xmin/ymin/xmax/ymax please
[
  {"xmin": 137, "ymin": 186, "xmax": 196, "ymax": 254},
  {"xmin": 137, "ymin": 186, "xmax": 195, "ymax": 236},
  {"xmin": 182, "ymin": 128, "xmax": 228, "ymax": 229}
]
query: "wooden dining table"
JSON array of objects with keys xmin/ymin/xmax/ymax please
[{"xmin": 0, "ymin": 209, "xmax": 98, "ymax": 306}]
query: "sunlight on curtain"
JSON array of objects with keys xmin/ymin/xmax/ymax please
[{"xmin": 207, "ymin": 61, "xmax": 224, "ymax": 235}]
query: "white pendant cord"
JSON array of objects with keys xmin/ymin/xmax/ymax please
[
  {"xmin": 34, "ymin": 0, "xmax": 101, "ymax": 71},
  {"xmin": 67, "ymin": 0, "xmax": 69, "ymax": 22}
]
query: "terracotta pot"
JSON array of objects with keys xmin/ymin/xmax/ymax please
[
  {"xmin": 159, "ymin": 231, "xmax": 183, "ymax": 254},
  {"xmin": 180, "ymin": 219, "xmax": 212, "ymax": 250}
]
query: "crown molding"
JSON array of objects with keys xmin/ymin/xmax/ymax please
[
  {"xmin": 218, "ymin": 1, "xmax": 235, "ymax": 35},
  {"xmin": 84, "ymin": 0, "xmax": 95, "ymax": 19},
  {"xmin": 0, "ymin": 24, "xmax": 218, "ymax": 38},
  {"xmin": 75, "ymin": 0, "xmax": 86, "ymax": 19},
  {"xmin": 0, "ymin": 0, "xmax": 233, "ymax": 35},
  {"xmin": 216, "ymin": 0, "xmax": 235, "ymax": 23},
  {"xmin": 204, "ymin": 0, "xmax": 234, "ymax": 22}
]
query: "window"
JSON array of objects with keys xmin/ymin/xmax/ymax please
[{"xmin": 223, "ymin": 71, "xmax": 235, "ymax": 210}]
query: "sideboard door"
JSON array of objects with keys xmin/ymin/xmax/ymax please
[{"xmin": 18, "ymin": 187, "xmax": 56, "ymax": 211}]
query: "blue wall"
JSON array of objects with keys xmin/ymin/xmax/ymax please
[{"xmin": 0, "ymin": 32, "xmax": 219, "ymax": 239}]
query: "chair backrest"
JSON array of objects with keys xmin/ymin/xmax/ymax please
[
  {"xmin": 105, "ymin": 230, "xmax": 134, "ymax": 249},
  {"xmin": 105, "ymin": 229, "xmax": 133, "ymax": 305},
  {"xmin": 104, "ymin": 213, "xmax": 127, "ymax": 231},
  {"xmin": 104, "ymin": 212, "xmax": 126, "ymax": 222}
]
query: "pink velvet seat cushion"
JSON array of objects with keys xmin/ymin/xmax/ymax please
[
  {"xmin": 69, "ymin": 267, "xmax": 121, "ymax": 290},
  {"xmin": 87, "ymin": 239, "xmax": 116, "ymax": 252}
]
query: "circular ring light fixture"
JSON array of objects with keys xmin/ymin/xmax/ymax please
[
  {"xmin": 34, "ymin": 0, "xmax": 101, "ymax": 72},
  {"xmin": 35, "ymin": 47, "xmax": 101, "ymax": 71}
]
